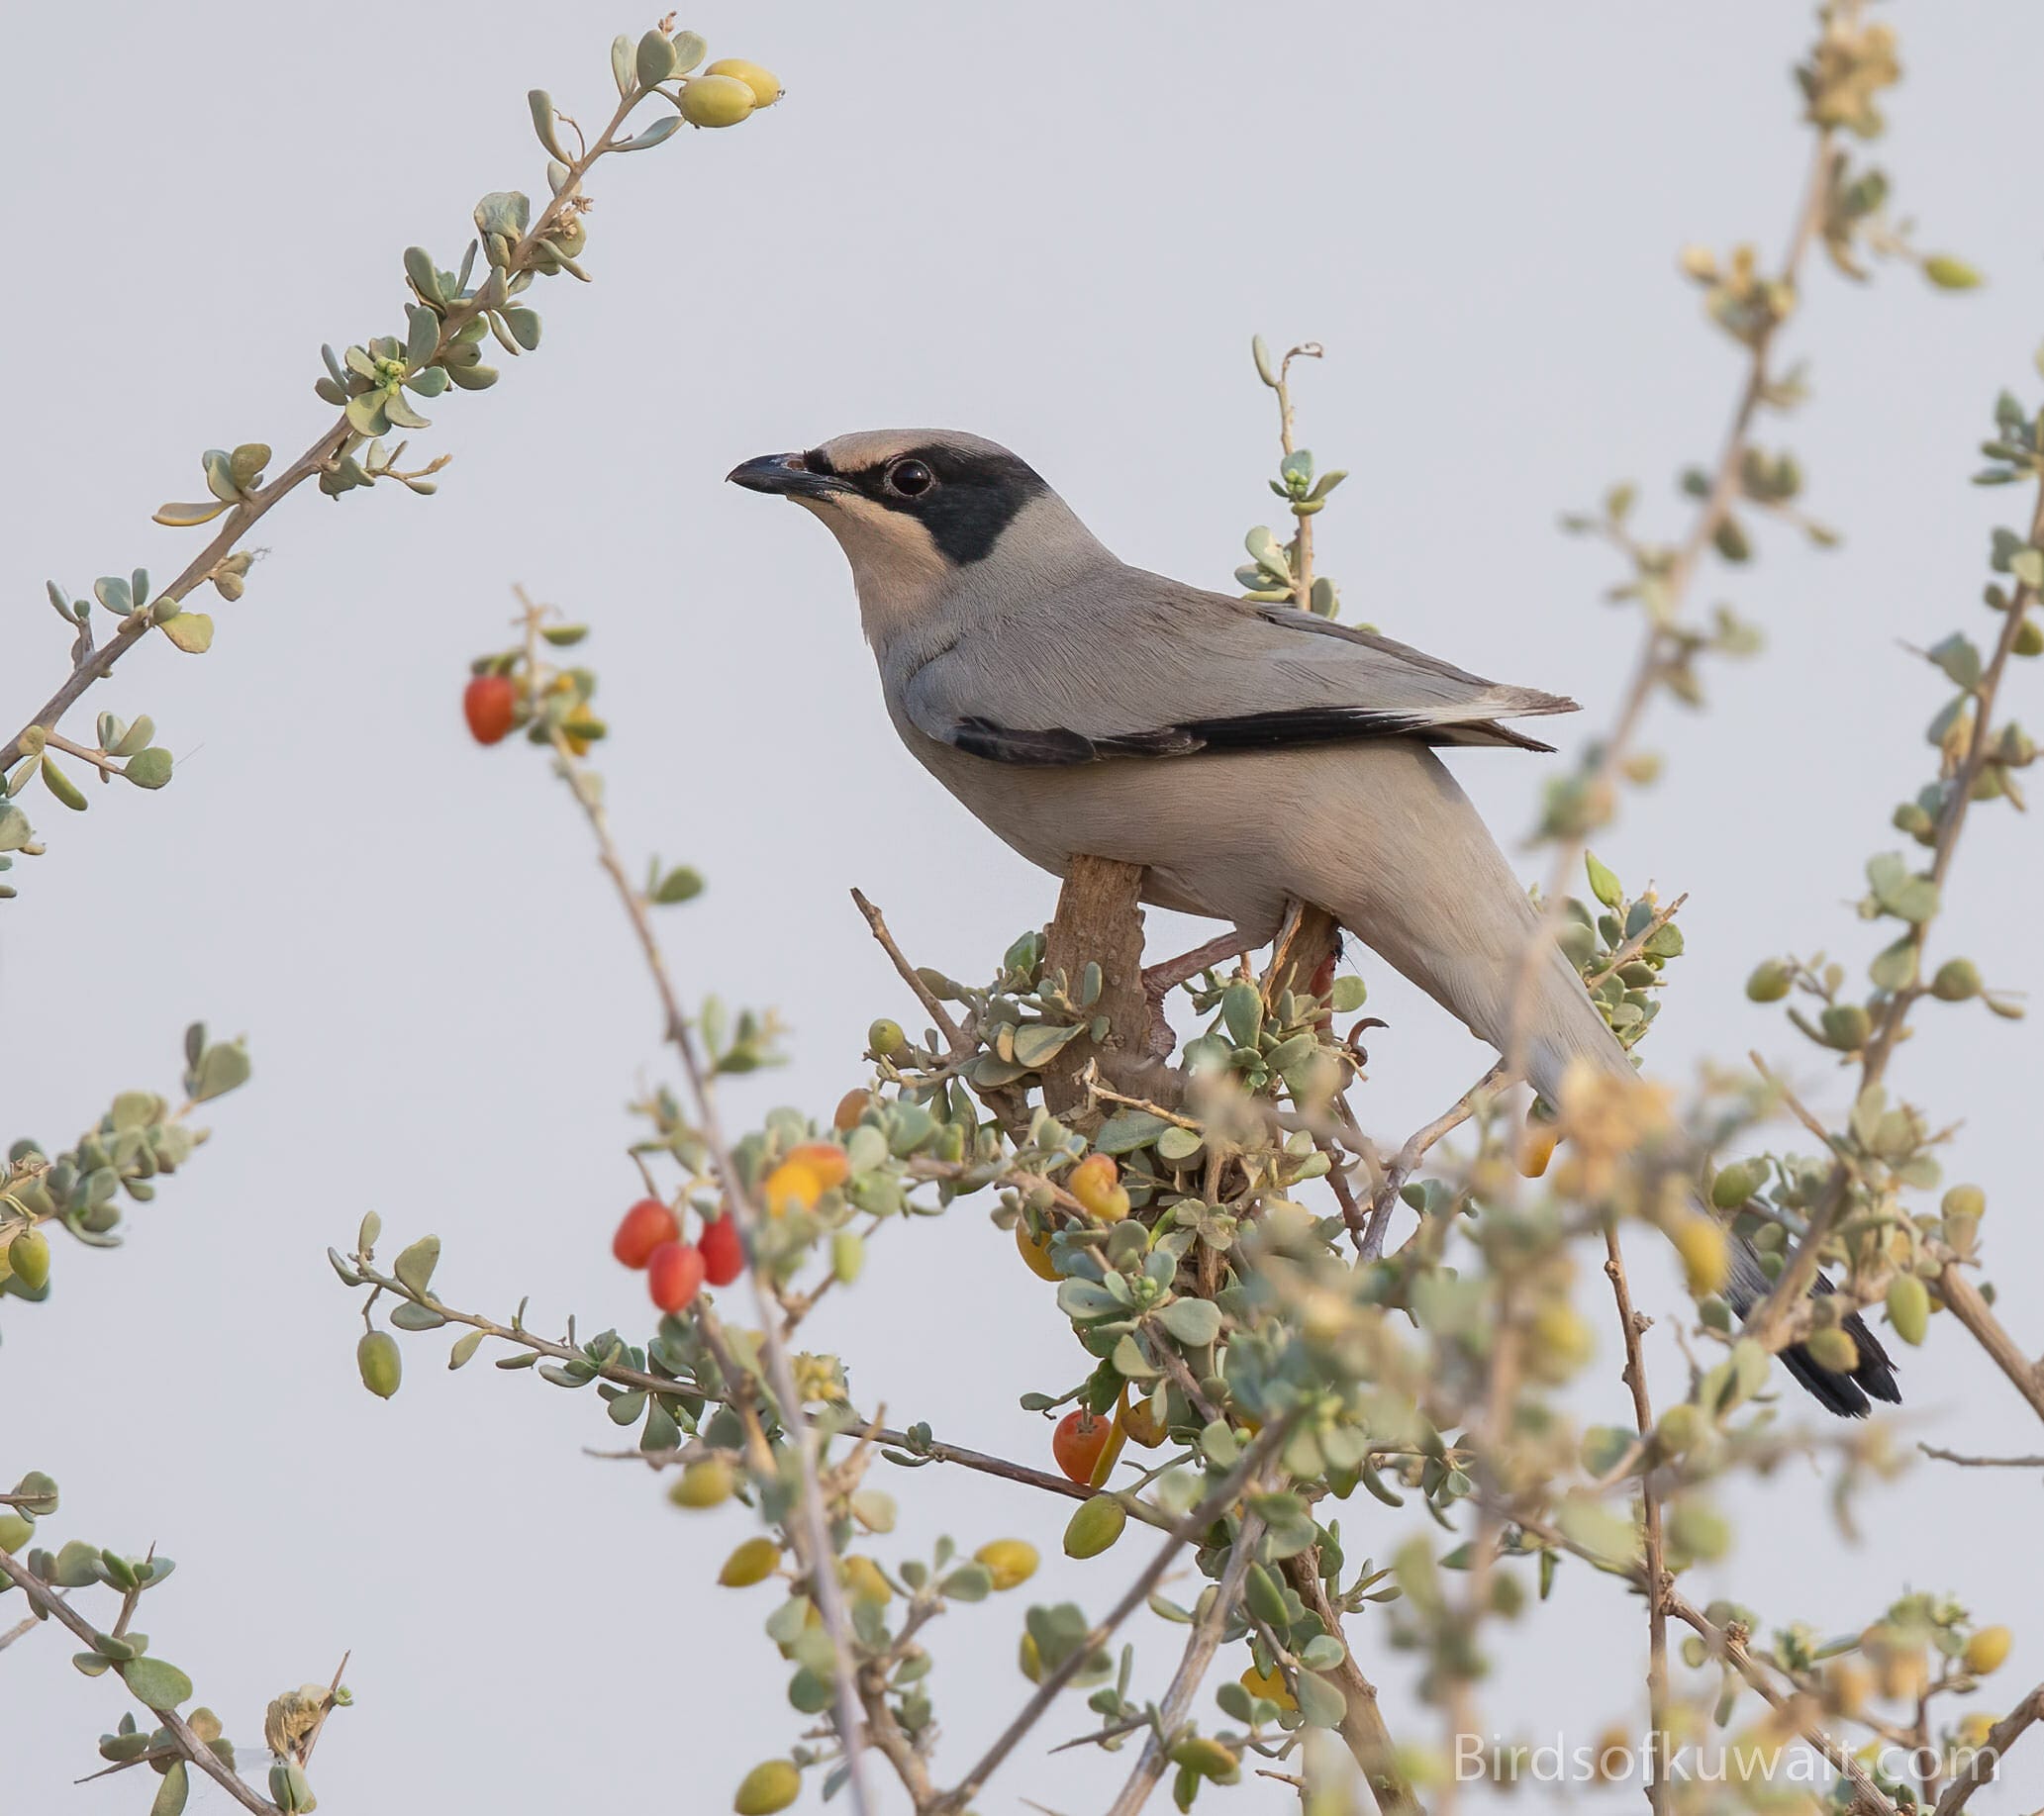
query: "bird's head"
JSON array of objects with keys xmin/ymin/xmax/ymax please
[{"xmin": 728, "ymin": 430, "xmax": 1104, "ymax": 642}]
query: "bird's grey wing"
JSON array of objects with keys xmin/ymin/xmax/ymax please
[{"xmin": 902, "ymin": 571, "xmax": 1579, "ymax": 766}]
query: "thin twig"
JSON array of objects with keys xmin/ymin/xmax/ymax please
[
  {"xmin": 1930, "ymin": 1683, "xmax": 2044, "ymax": 1816},
  {"xmin": 1663, "ymin": 1590, "xmax": 1899, "ymax": 1816},
  {"xmin": 0, "ymin": 1587, "xmax": 63, "ymax": 1653},
  {"xmin": 1582, "ymin": 893, "xmax": 1690, "ymax": 990},
  {"xmin": 929, "ymin": 1423, "xmax": 1292, "ymax": 1815},
  {"xmin": 1362, "ymin": 1060, "xmax": 1512, "ymax": 1258},
  {"xmin": 1603, "ymin": 1223, "xmax": 1671, "ymax": 1816},
  {"xmin": 1102, "ymin": 1510, "xmax": 1266, "ymax": 1816},
  {"xmin": 850, "ymin": 888, "xmax": 966, "ymax": 1052},
  {"xmin": 1506, "ymin": 115, "xmax": 1839, "ymax": 1077},
  {"xmin": 539, "ymin": 694, "xmax": 872, "ymax": 1816},
  {"xmin": 0, "ymin": 1550, "xmax": 273, "ymax": 1816},
  {"xmin": 1744, "ymin": 474, "xmax": 2044, "ymax": 1382},
  {"xmin": 1279, "ymin": 1557, "xmax": 1421, "ymax": 1816},
  {"xmin": 1, "ymin": 86, "xmax": 644, "ymax": 779},
  {"xmin": 1917, "ymin": 1443, "xmax": 2044, "ymax": 1470}
]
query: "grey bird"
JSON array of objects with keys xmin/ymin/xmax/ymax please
[{"xmin": 729, "ymin": 429, "xmax": 1898, "ymax": 1418}]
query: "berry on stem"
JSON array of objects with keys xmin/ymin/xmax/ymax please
[
  {"xmin": 647, "ymin": 1241, "xmax": 706, "ymax": 1312},
  {"xmin": 463, "ymin": 673, "xmax": 518, "ymax": 744},
  {"xmin": 613, "ymin": 1197, "xmax": 679, "ymax": 1269},
  {"xmin": 699, "ymin": 1213, "xmax": 744, "ymax": 1286},
  {"xmin": 1052, "ymin": 1407, "xmax": 1113, "ymax": 1484}
]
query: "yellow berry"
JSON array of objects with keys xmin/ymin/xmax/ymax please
[
  {"xmin": 840, "ymin": 1555, "xmax": 893, "ymax": 1604},
  {"xmin": 719, "ymin": 1536, "xmax": 782, "ymax": 1586},
  {"xmin": 668, "ymin": 1458, "xmax": 734, "ymax": 1509},
  {"xmin": 763, "ymin": 1160, "xmax": 824, "ymax": 1217},
  {"xmin": 1015, "ymin": 1217, "xmax": 1061, "ymax": 1281},
  {"xmin": 704, "ymin": 58, "xmax": 782, "ymax": 106},
  {"xmin": 973, "ymin": 1539, "xmax": 1039, "ymax": 1591},
  {"xmin": 1517, "ymin": 1123, "xmax": 1558, "ymax": 1179},
  {"xmin": 732, "ymin": 1760, "xmax": 801, "ymax": 1814},
  {"xmin": 1121, "ymin": 1395, "xmax": 1167, "ymax": 1450},
  {"xmin": 1672, "ymin": 1215, "xmax": 1728, "ymax": 1295},
  {"xmin": 1965, "ymin": 1626, "xmax": 2012, "ymax": 1675},
  {"xmin": 1239, "ymin": 1662, "xmax": 1297, "ymax": 1711},
  {"xmin": 1958, "ymin": 1711, "xmax": 1998, "ymax": 1748},
  {"xmin": 679, "ymin": 73, "xmax": 755, "ymax": 129},
  {"xmin": 788, "ymin": 1142, "xmax": 850, "ymax": 1190},
  {"xmin": 1526, "ymin": 1301, "xmax": 1595, "ymax": 1382}
]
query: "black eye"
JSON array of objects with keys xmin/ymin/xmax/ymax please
[{"xmin": 885, "ymin": 458, "xmax": 935, "ymax": 499}]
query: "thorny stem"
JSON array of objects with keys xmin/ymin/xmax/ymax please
[
  {"xmin": 1279, "ymin": 1557, "xmax": 1420, "ymax": 1816},
  {"xmin": 1603, "ymin": 1225, "xmax": 1671, "ymax": 1816},
  {"xmin": 1744, "ymin": 471, "xmax": 2044, "ymax": 1396},
  {"xmin": 538, "ymin": 698, "xmax": 873, "ymax": 1815},
  {"xmin": 1917, "ymin": 1443, "xmax": 2044, "ymax": 1470},
  {"xmin": 1270, "ymin": 341, "xmax": 1324, "ymax": 609},
  {"xmin": 1101, "ymin": 1509, "xmax": 1267, "ymax": 1816},
  {"xmin": 1662, "ymin": 1591, "xmax": 1899, "ymax": 1816},
  {"xmin": 0, "ymin": 78, "xmax": 644, "ymax": 777},
  {"xmin": 1508, "ymin": 1503, "xmax": 1913, "ymax": 1816},
  {"xmin": 1362, "ymin": 1060, "xmax": 1512, "ymax": 1259},
  {"xmin": 1439, "ymin": 1284, "xmax": 1523, "ymax": 1816},
  {"xmin": 928, "ymin": 1423, "xmax": 1294, "ymax": 1816},
  {"xmin": 0, "ymin": 1548, "xmax": 274, "ymax": 1816},
  {"xmin": 355, "ymin": 1237, "xmax": 1191, "ymax": 1526},
  {"xmin": 1505, "ymin": 117, "xmax": 1838, "ymax": 1077},
  {"xmin": 1930, "ymin": 1684, "xmax": 2044, "ymax": 1816}
]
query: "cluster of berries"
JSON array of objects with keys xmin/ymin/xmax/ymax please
[{"xmin": 612, "ymin": 1197, "xmax": 744, "ymax": 1310}]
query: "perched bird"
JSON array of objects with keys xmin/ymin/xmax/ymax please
[{"xmin": 730, "ymin": 430, "xmax": 1898, "ymax": 1417}]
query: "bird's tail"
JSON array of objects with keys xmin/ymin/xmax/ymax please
[
  {"xmin": 1514, "ymin": 938, "xmax": 1900, "ymax": 1418},
  {"xmin": 1348, "ymin": 869, "xmax": 1901, "ymax": 1418}
]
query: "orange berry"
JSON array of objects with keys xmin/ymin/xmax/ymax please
[
  {"xmin": 786, "ymin": 1142, "xmax": 850, "ymax": 1190},
  {"xmin": 463, "ymin": 673, "xmax": 518, "ymax": 745},
  {"xmin": 699, "ymin": 1214, "xmax": 745, "ymax": 1287},
  {"xmin": 1052, "ymin": 1409, "xmax": 1114, "ymax": 1484},
  {"xmin": 647, "ymin": 1241, "xmax": 706, "ymax": 1312},
  {"xmin": 612, "ymin": 1197, "xmax": 680, "ymax": 1269},
  {"xmin": 1015, "ymin": 1218, "xmax": 1061, "ymax": 1281},
  {"xmin": 1069, "ymin": 1154, "xmax": 1130, "ymax": 1222},
  {"xmin": 832, "ymin": 1090, "xmax": 871, "ymax": 1131}
]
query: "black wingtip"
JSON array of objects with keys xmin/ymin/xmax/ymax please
[
  {"xmin": 1846, "ymin": 1309, "xmax": 1903, "ymax": 1405},
  {"xmin": 1776, "ymin": 1310, "xmax": 1902, "ymax": 1418}
]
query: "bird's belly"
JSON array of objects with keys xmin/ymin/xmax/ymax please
[{"xmin": 901, "ymin": 730, "xmax": 1301, "ymax": 937}]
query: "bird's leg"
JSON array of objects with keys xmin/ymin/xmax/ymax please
[{"xmin": 1140, "ymin": 928, "xmax": 1258, "ymax": 1056}]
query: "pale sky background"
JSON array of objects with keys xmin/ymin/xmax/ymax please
[{"xmin": 8, "ymin": 4, "xmax": 2044, "ymax": 1811}]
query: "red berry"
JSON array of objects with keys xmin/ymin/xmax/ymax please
[
  {"xmin": 613, "ymin": 1197, "xmax": 680, "ymax": 1269},
  {"xmin": 464, "ymin": 673, "xmax": 518, "ymax": 745},
  {"xmin": 699, "ymin": 1213, "xmax": 745, "ymax": 1286},
  {"xmin": 1052, "ymin": 1408, "xmax": 1113, "ymax": 1485},
  {"xmin": 647, "ymin": 1241, "xmax": 706, "ymax": 1313}
]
